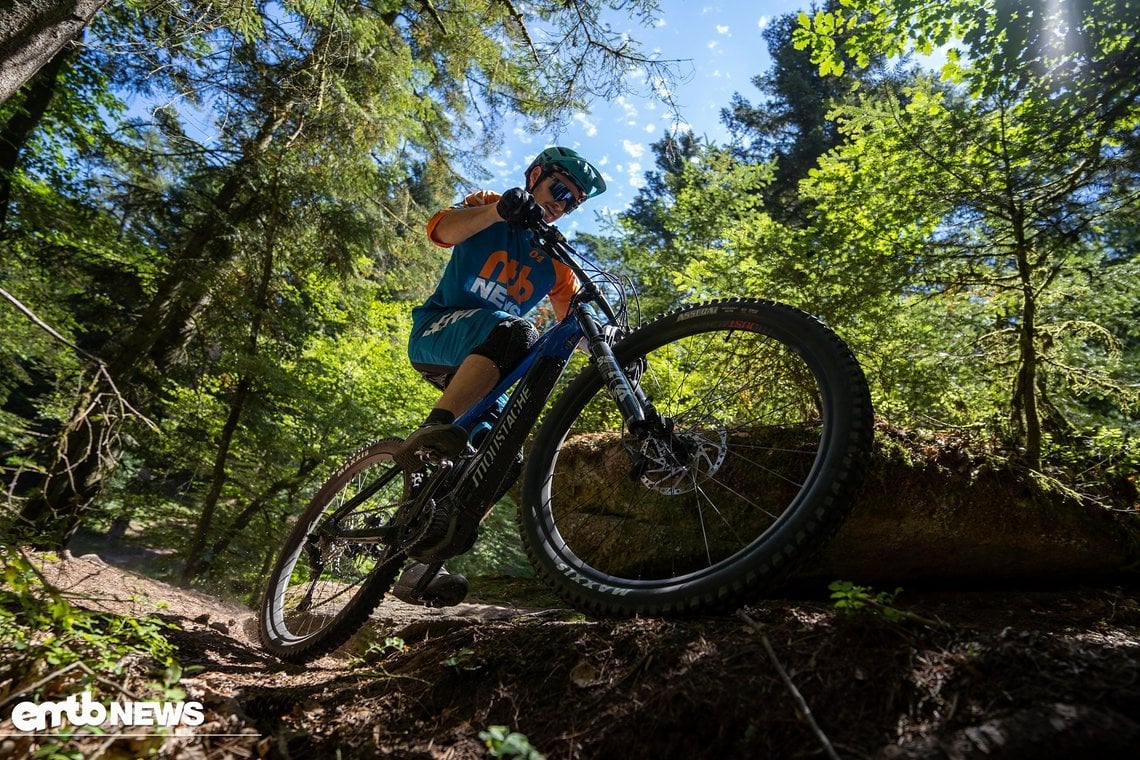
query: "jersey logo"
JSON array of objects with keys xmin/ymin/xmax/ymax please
[
  {"xmin": 470, "ymin": 250, "xmax": 535, "ymax": 314},
  {"xmin": 422, "ymin": 308, "xmax": 481, "ymax": 337}
]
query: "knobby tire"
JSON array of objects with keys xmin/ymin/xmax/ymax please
[
  {"xmin": 259, "ymin": 439, "xmax": 407, "ymax": 662},
  {"xmin": 519, "ymin": 298, "xmax": 874, "ymax": 616}
]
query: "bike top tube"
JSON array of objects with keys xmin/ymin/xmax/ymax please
[{"xmin": 454, "ymin": 315, "xmax": 585, "ymax": 430}]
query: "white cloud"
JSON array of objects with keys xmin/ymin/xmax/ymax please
[
  {"xmin": 573, "ymin": 112, "xmax": 598, "ymax": 137},
  {"xmin": 622, "ymin": 140, "xmax": 646, "ymax": 159},
  {"xmin": 615, "ymin": 96, "xmax": 638, "ymax": 120},
  {"xmin": 716, "ymin": 24, "xmax": 730, "ymax": 35},
  {"xmin": 627, "ymin": 162, "xmax": 645, "ymax": 189},
  {"xmin": 644, "ymin": 123, "xmax": 657, "ymax": 133},
  {"xmin": 757, "ymin": 15, "xmax": 771, "ymax": 30},
  {"xmin": 707, "ymin": 40, "xmax": 719, "ymax": 50}
]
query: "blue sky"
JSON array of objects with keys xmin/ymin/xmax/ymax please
[{"xmin": 479, "ymin": 0, "xmax": 808, "ymax": 236}]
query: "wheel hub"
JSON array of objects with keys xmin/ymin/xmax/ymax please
[{"xmin": 637, "ymin": 418, "xmax": 728, "ymax": 495}]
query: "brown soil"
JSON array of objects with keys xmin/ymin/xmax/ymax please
[{"xmin": 8, "ymin": 549, "xmax": 1140, "ymax": 759}]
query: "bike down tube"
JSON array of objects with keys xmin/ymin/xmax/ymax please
[{"xmin": 453, "ymin": 331, "xmax": 577, "ymax": 508}]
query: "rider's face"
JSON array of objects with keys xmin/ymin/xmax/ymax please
[{"xmin": 528, "ymin": 168, "xmax": 586, "ymax": 222}]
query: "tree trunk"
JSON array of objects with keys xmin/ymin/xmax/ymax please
[
  {"xmin": 194, "ymin": 463, "xmax": 319, "ymax": 584},
  {"xmin": 0, "ymin": 0, "xmax": 106, "ymax": 106},
  {"xmin": 17, "ymin": 110, "xmax": 289, "ymax": 547},
  {"xmin": 0, "ymin": 36, "xmax": 76, "ymax": 233},
  {"xmin": 180, "ymin": 178, "xmax": 281, "ymax": 585},
  {"xmin": 178, "ymin": 376, "xmax": 252, "ymax": 585},
  {"xmin": 1012, "ymin": 242, "xmax": 1042, "ymax": 469}
]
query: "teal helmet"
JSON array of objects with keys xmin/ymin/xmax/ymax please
[{"xmin": 527, "ymin": 146, "xmax": 606, "ymax": 199}]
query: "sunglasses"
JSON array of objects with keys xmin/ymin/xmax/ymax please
[{"xmin": 546, "ymin": 175, "xmax": 584, "ymax": 214}]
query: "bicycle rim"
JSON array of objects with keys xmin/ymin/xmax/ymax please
[
  {"xmin": 260, "ymin": 440, "xmax": 407, "ymax": 660},
  {"xmin": 523, "ymin": 299, "xmax": 872, "ymax": 614}
]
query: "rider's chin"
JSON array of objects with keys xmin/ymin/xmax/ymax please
[{"xmin": 542, "ymin": 203, "xmax": 559, "ymax": 221}]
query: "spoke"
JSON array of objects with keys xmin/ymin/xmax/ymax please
[
  {"xmin": 729, "ymin": 440, "xmax": 819, "ymax": 456},
  {"xmin": 292, "ymin": 571, "xmax": 359, "ymax": 612},
  {"xmin": 692, "ymin": 479, "xmax": 751, "ymax": 548},
  {"xmin": 693, "ymin": 487, "xmax": 713, "ymax": 566},
  {"xmin": 690, "ymin": 465, "xmax": 752, "ymax": 561},
  {"xmin": 702, "ymin": 471, "xmax": 786, "ymax": 523},
  {"xmin": 722, "ymin": 445, "xmax": 811, "ymax": 491}
]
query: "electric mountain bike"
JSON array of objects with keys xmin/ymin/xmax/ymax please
[{"xmin": 258, "ymin": 219, "xmax": 874, "ymax": 663}]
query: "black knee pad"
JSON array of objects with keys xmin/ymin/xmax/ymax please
[{"xmin": 470, "ymin": 318, "xmax": 539, "ymax": 375}]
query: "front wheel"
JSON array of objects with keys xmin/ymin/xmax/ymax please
[
  {"xmin": 520, "ymin": 299, "xmax": 874, "ymax": 616},
  {"xmin": 259, "ymin": 439, "xmax": 409, "ymax": 662}
]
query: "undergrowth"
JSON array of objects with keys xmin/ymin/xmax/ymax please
[{"xmin": 0, "ymin": 546, "xmax": 186, "ymax": 753}]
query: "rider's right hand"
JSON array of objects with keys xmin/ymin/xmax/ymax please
[{"xmin": 497, "ymin": 187, "xmax": 543, "ymax": 229}]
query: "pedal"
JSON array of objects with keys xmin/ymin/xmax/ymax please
[{"xmin": 395, "ymin": 424, "xmax": 469, "ymax": 471}]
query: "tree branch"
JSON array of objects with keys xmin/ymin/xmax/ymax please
[
  {"xmin": 737, "ymin": 610, "xmax": 841, "ymax": 760},
  {"xmin": 495, "ymin": 0, "xmax": 540, "ymax": 65}
]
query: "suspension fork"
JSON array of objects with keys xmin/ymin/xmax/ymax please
[{"xmin": 577, "ymin": 309, "xmax": 659, "ymax": 438}]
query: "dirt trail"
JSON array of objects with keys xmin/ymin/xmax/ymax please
[{"xmin": 14, "ymin": 550, "xmax": 1140, "ymax": 759}]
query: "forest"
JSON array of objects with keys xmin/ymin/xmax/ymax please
[{"xmin": 1, "ymin": 0, "xmax": 1138, "ymax": 757}]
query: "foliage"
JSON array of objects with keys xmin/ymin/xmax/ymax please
[
  {"xmin": 479, "ymin": 725, "xmax": 546, "ymax": 759},
  {"xmin": 723, "ymin": 2, "xmax": 904, "ymax": 224},
  {"xmin": 792, "ymin": 0, "xmax": 1140, "ymax": 466},
  {"xmin": 0, "ymin": 548, "xmax": 181, "ymax": 712},
  {"xmin": 829, "ymin": 580, "xmax": 905, "ymax": 622},
  {"xmin": 613, "ymin": 139, "xmax": 775, "ymax": 316},
  {"xmin": 606, "ymin": 0, "xmax": 1140, "ymax": 477},
  {"xmin": 443, "ymin": 647, "xmax": 479, "ymax": 670}
]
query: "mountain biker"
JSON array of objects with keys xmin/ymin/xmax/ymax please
[{"xmin": 392, "ymin": 146, "xmax": 607, "ymax": 606}]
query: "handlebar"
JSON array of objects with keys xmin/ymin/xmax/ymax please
[{"xmin": 527, "ymin": 219, "xmax": 620, "ymax": 323}]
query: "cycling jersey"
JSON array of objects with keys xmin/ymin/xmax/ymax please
[{"xmin": 409, "ymin": 191, "xmax": 577, "ymax": 371}]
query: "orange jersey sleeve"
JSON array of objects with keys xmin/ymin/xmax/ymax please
[
  {"xmin": 425, "ymin": 190, "xmax": 502, "ymax": 247},
  {"xmin": 548, "ymin": 260, "xmax": 579, "ymax": 320}
]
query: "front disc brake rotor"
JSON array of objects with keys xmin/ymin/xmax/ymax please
[{"xmin": 638, "ymin": 418, "xmax": 728, "ymax": 495}]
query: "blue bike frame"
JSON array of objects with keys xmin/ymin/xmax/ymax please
[{"xmin": 440, "ymin": 222, "xmax": 652, "ymax": 517}]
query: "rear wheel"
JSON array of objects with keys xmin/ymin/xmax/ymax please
[
  {"xmin": 520, "ymin": 299, "xmax": 873, "ymax": 616},
  {"xmin": 259, "ymin": 439, "xmax": 409, "ymax": 662}
]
